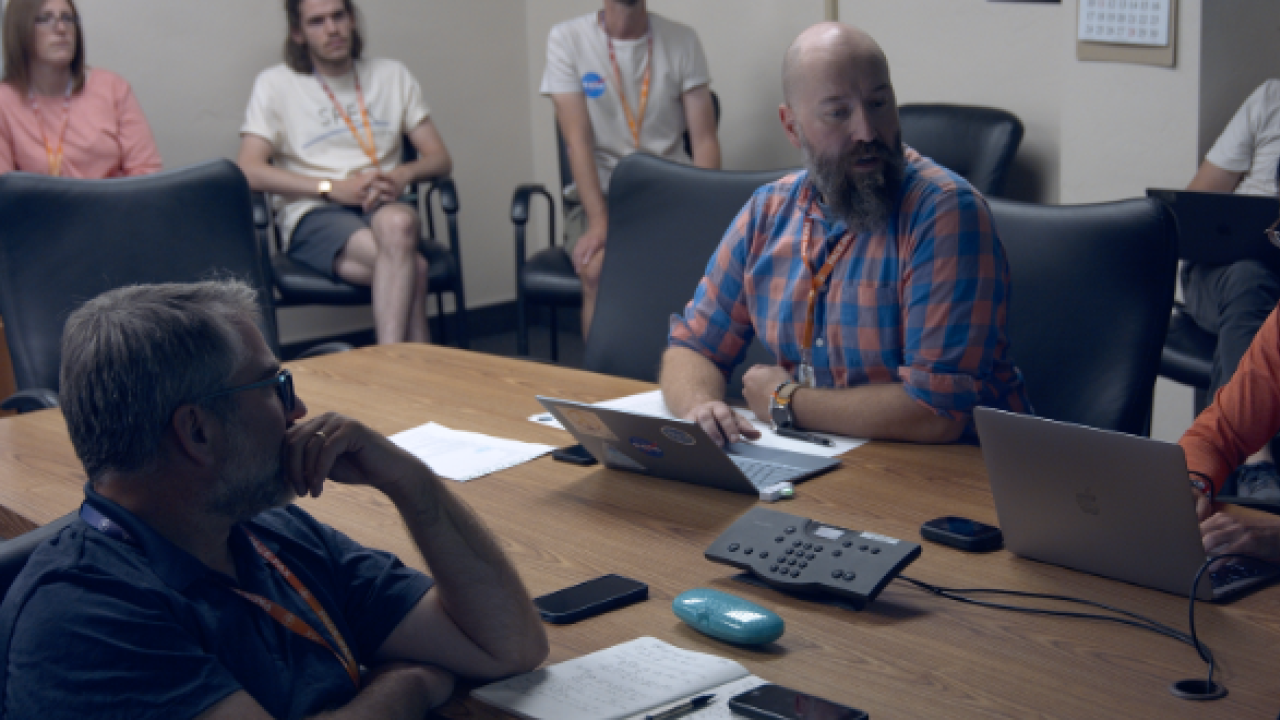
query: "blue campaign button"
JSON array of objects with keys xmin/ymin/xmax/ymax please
[{"xmin": 582, "ymin": 72, "xmax": 607, "ymax": 99}]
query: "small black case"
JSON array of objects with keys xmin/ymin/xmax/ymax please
[{"xmin": 920, "ymin": 516, "xmax": 1003, "ymax": 553}]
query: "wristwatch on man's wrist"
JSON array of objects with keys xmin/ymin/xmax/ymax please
[
  {"xmin": 769, "ymin": 381, "xmax": 802, "ymax": 431},
  {"xmin": 1189, "ymin": 472, "xmax": 1213, "ymax": 500},
  {"xmin": 318, "ymin": 179, "xmax": 333, "ymax": 201}
]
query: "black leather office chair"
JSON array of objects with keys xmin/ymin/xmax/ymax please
[
  {"xmin": 252, "ymin": 145, "xmax": 469, "ymax": 348},
  {"xmin": 989, "ymin": 197, "xmax": 1178, "ymax": 436},
  {"xmin": 899, "ymin": 104, "xmax": 1024, "ymax": 198},
  {"xmin": 513, "ymin": 93, "xmax": 720, "ymax": 361},
  {"xmin": 1160, "ymin": 305, "xmax": 1216, "ymax": 414},
  {"xmin": 0, "ymin": 513, "xmax": 75, "ymax": 598},
  {"xmin": 582, "ymin": 154, "xmax": 790, "ymax": 384},
  {"xmin": 0, "ymin": 160, "xmax": 304, "ymax": 412}
]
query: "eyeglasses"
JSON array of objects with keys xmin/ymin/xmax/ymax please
[
  {"xmin": 1267, "ymin": 217, "xmax": 1280, "ymax": 250},
  {"xmin": 196, "ymin": 369, "xmax": 296, "ymax": 413},
  {"xmin": 34, "ymin": 13, "xmax": 77, "ymax": 28}
]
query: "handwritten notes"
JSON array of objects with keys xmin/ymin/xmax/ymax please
[{"xmin": 471, "ymin": 637, "xmax": 756, "ymax": 720}]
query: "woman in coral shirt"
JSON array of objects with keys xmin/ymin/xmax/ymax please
[{"xmin": 0, "ymin": 0, "xmax": 161, "ymax": 178}]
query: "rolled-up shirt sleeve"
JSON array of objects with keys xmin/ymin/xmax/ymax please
[
  {"xmin": 897, "ymin": 185, "xmax": 1014, "ymax": 420},
  {"xmin": 668, "ymin": 197, "xmax": 760, "ymax": 377}
]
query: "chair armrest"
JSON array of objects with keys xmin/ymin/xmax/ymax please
[
  {"xmin": 430, "ymin": 177, "xmax": 459, "ymax": 215},
  {"xmin": 511, "ymin": 184, "xmax": 553, "ymax": 226},
  {"xmin": 294, "ymin": 342, "xmax": 355, "ymax": 360},
  {"xmin": 0, "ymin": 389, "xmax": 59, "ymax": 413}
]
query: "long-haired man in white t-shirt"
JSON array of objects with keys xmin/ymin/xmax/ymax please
[{"xmin": 237, "ymin": 0, "xmax": 453, "ymax": 346}]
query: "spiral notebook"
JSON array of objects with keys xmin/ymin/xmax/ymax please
[{"xmin": 471, "ymin": 636, "xmax": 767, "ymax": 720}]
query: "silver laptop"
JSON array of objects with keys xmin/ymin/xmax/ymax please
[
  {"xmin": 537, "ymin": 396, "xmax": 840, "ymax": 495},
  {"xmin": 974, "ymin": 407, "xmax": 1277, "ymax": 601}
]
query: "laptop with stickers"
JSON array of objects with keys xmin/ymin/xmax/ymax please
[{"xmin": 536, "ymin": 397, "xmax": 841, "ymax": 496}]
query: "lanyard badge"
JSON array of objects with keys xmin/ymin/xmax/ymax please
[
  {"xmin": 796, "ymin": 195, "xmax": 855, "ymax": 388},
  {"xmin": 315, "ymin": 66, "xmax": 380, "ymax": 169},
  {"xmin": 28, "ymin": 79, "xmax": 73, "ymax": 177},
  {"xmin": 600, "ymin": 16, "xmax": 653, "ymax": 148}
]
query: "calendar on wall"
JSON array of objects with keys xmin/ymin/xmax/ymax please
[{"xmin": 1078, "ymin": 0, "xmax": 1171, "ymax": 47}]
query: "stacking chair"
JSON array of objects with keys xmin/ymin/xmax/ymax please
[
  {"xmin": 513, "ymin": 93, "xmax": 720, "ymax": 361},
  {"xmin": 0, "ymin": 160, "xmax": 314, "ymax": 413},
  {"xmin": 582, "ymin": 153, "xmax": 790, "ymax": 384},
  {"xmin": 989, "ymin": 197, "xmax": 1178, "ymax": 435},
  {"xmin": 252, "ymin": 143, "xmax": 469, "ymax": 347},
  {"xmin": 899, "ymin": 104, "xmax": 1024, "ymax": 198}
]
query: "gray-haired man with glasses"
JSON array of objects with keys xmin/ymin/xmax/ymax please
[{"xmin": 0, "ymin": 280, "xmax": 547, "ymax": 719}]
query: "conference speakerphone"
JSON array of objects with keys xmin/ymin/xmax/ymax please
[{"xmin": 705, "ymin": 507, "xmax": 921, "ymax": 610}]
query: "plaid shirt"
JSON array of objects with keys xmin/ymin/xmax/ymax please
[{"xmin": 669, "ymin": 148, "xmax": 1030, "ymax": 424}]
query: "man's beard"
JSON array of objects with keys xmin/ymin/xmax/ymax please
[
  {"xmin": 205, "ymin": 418, "xmax": 294, "ymax": 523},
  {"xmin": 800, "ymin": 131, "xmax": 906, "ymax": 235}
]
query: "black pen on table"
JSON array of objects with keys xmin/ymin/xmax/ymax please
[
  {"xmin": 644, "ymin": 693, "xmax": 715, "ymax": 720},
  {"xmin": 776, "ymin": 426, "xmax": 834, "ymax": 447}
]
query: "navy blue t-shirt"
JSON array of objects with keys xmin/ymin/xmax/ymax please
[{"xmin": 0, "ymin": 485, "xmax": 433, "ymax": 720}]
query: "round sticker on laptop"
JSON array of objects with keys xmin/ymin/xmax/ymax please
[
  {"xmin": 661, "ymin": 426, "xmax": 696, "ymax": 446},
  {"xmin": 629, "ymin": 436, "xmax": 664, "ymax": 458}
]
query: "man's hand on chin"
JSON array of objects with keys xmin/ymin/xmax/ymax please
[
  {"xmin": 285, "ymin": 412, "xmax": 429, "ymax": 501},
  {"xmin": 742, "ymin": 365, "xmax": 795, "ymax": 422}
]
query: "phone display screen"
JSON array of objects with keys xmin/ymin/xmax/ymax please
[
  {"xmin": 533, "ymin": 575, "xmax": 647, "ymax": 617},
  {"xmin": 730, "ymin": 684, "xmax": 868, "ymax": 720}
]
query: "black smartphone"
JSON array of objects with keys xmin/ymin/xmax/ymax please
[
  {"xmin": 920, "ymin": 516, "xmax": 1003, "ymax": 552},
  {"xmin": 551, "ymin": 443, "xmax": 598, "ymax": 466},
  {"xmin": 729, "ymin": 684, "xmax": 869, "ymax": 720},
  {"xmin": 533, "ymin": 574, "xmax": 647, "ymax": 624}
]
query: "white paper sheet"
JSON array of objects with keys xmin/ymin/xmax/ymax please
[
  {"xmin": 390, "ymin": 422, "xmax": 554, "ymax": 482},
  {"xmin": 530, "ymin": 390, "xmax": 865, "ymax": 458}
]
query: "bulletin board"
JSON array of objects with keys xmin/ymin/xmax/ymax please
[{"xmin": 1077, "ymin": 0, "xmax": 1177, "ymax": 67}]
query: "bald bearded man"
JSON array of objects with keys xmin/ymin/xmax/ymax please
[{"xmin": 661, "ymin": 22, "xmax": 1029, "ymax": 446}]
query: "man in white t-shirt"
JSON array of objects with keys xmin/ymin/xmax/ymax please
[
  {"xmin": 1183, "ymin": 79, "xmax": 1280, "ymax": 479},
  {"xmin": 236, "ymin": 0, "xmax": 452, "ymax": 345},
  {"xmin": 540, "ymin": 0, "xmax": 721, "ymax": 339}
]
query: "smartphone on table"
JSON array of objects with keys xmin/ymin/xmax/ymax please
[
  {"xmin": 533, "ymin": 574, "xmax": 647, "ymax": 624},
  {"xmin": 729, "ymin": 684, "xmax": 869, "ymax": 720},
  {"xmin": 551, "ymin": 443, "xmax": 598, "ymax": 466}
]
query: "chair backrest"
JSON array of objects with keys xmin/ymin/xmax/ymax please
[
  {"xmin": 989, "ymin": 197, "xmax": 1177, "ymax": 436},
  {"xmin": 583, "ymin": 153, "xmax": 791, "ymax": 383},
  {"xmin": 556, "ymin": 91, "xmax": 721, "ymax": 199},
  {"xmin": 0, "ymin": 159, "xmax": 279, "ymax": 395},
  {"xmin": 899, "ymin": 104, "xmax": 1024, "ymax": 198}
]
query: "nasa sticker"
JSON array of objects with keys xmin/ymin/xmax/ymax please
[
  {"xmin": 629, "ymin": 436, "xmax": 664, "ymax": 458},
  {"xmin": 660, "ymin": 426, "xmax": 696, "ymax": 446},
  {"xmin": 581, "ymin": 72, "xmax": 607, "ymax": 99}
]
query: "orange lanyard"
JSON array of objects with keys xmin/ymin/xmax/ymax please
[
  {"xmin": 601, "ymin": 16, "xmax": 652, "ymax": 148},
  {"xmin": 315, "ymin": 67, "xmax": 380, "ymax": 168},
  {"xmin": 797, "ymin": 197, "xmax": 855, "ymax": 384},
  {"xmin": 234, "ymin": 530, "xmax": 360, "ymax": 688},
  {"xmin": 28, "ymin": 81, "xmax": 72, "ymax": 177}
]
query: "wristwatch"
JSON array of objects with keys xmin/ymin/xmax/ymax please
[
  {"xmin": 769, "ymin": 381, "xmax": 802, "ymax": 431},
  {"xmin": 317, "ymin": 179, "xmax": 333, "ymax": 201},
  {"xmin": 1189, "ymin": 472, "xmax": 1213, "ymax": 500}
]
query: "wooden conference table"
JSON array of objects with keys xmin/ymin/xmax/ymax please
[{"xmin": 0, "ymin": 345, "xmax": 1277, "ymax": 718}]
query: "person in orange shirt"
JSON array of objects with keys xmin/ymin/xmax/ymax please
[
  {"xmin": 1180, "ymin": 164, "xmax": 1280, "ymax": 562},
  {"xmin": 0, "ymin": 0, "xmax": 162, "ymax": 178}
]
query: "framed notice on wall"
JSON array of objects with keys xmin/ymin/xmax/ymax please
[{"xmin": 1077, "ymin": 0, "xmax": 1177, "ymax": 67}]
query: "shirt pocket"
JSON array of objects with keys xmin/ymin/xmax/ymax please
[{"xmin": 833, "ymin": 281, "xmax": 904, "ymax": 382}]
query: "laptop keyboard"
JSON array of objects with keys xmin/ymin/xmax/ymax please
[{"xmin": 730, "ymin": 455, "xmax": 808, "ymax": 488}]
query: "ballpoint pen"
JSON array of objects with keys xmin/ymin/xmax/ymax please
[
  {"xmin": 776, "ymin": 426, "xmax": 834, "ymax": 447},
  {"xmin": 645, "ymin": 694, "xmax": 716, "ymax": 720}
]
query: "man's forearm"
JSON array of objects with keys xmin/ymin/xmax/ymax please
[
  {"xmin": 239, "ymin": 161, "xmax": 330, "ymax": 198},
  {"xmin": 690, "ymin": 134, "xmax": 721, "ymax": 170},
  {"xmin": 396, "ymin": 154, "xmax": 452, "ymax": 186},
  {"xmin": 386, "ymin": 469, "xmax": 547, "ymax": 677},
  {"xmin": 660, "ymin": 347, "xmax": 727, "ymax": 417},
  {"xmin": 791, "ymin": 383, "xmax": 965, "ymax": 443},
  {"xmin": 310, "ymin": 664, "xmax": 450, "ymax": 720}
]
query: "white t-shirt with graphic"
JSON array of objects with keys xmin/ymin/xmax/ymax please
[
  {"xmin": 1205, "ymin": 79, "xmax": 1280, "ymax": 197},
  {"xmin": 540, "ymin": 12, "xmax": 711, "ymax": 194},
  {"xmin": 241, "ymin": 58, "xmax": 431, "ymax": 248}
]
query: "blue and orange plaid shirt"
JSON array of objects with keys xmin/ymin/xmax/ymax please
[{"xmin": 669, "ymin": 148, "xmax": 1031, "ymax": 427}]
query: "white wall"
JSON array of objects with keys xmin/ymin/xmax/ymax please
[{"xmin": 76, "ymin": 0, "xmax": 535, "ymax": 344}]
